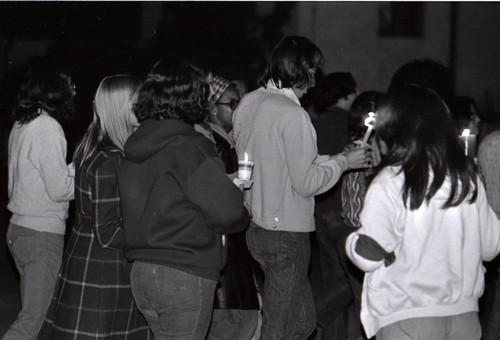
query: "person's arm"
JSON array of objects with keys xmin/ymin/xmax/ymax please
[
  {"xmin": 345, "ymin": 174, "xmax": 404, "ymax": 272},
  {"xmin": 476, "ymin": 182, "xmax": 500, "ymax": 261},
  {"xmin": 282, "ymin": 111, "xmax": 346, "ymax": 197},
  {"xmin": 182, "ymin": 155, "xmax": 250, "ymax": 234},
  {"xmin": 29, "ymin": 120, "xmax": 74, "ymax": 202},
  {"xmin": 90, "ymin": 153, "xmax": 125, "ymax": 250}
]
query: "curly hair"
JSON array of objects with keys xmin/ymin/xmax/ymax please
[
  {"xmin": 13, "ymin": 61, "xmax": 75, "ymax": 125},
  {"xmin": 259, "ymin": 36, "xmax": 323, "ymax": 90},
  {"xmin": 133, "ymin": 60, "xmax": 210, "ymax": 125}
]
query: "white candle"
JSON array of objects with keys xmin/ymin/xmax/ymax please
[
  {"xmin": 461, "ymin": 129, "xmax": 470, "ymax": 156},
  {"xmin": 362, "ymin": 112, "xmax": 377, "ymax": 144}
]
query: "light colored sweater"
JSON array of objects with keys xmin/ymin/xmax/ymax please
[
  {"xmin": 345, "ymin": 166, "xmax": 500, "ymax": 338},
  {"xmin": 232, "ymin": 83, "xmax": 348, "ymax": 232},
  {"xmin": 8, "ymin": 113, "xmax": 75, "ymax": 234}
]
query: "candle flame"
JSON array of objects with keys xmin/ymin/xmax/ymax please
[
  {"xmin": 364, "ymin": 111, "xmax": 376, "ymax": 128},
  {"xmin": 244, "ymin": 152, "xmax": 248, "ymax": 162},
  {"xmin": 461, "ymin": 129, "xmax": 470, "ymax": 137}
]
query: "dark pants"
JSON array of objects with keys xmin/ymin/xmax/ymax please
[
  {"xmin": 246, "ymin": 224, "xmax": 316, "ymax": 340},
  {"xmin": 130, "ymin": 262, "xmax": 217, "ymax": 340}
]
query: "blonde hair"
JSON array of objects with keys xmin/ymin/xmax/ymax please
[{"xmin": 73, "ymin": 75, "xmax": 139, "ymax": 167}]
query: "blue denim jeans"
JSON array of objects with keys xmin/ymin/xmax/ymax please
[
  {"xmin": 4, "ymin": 223, "xmax": 64, "ymax": 340},
  {"xmin": 246, "ymin": 224, "xmax": 316, "ymax": 340},
  {"xmin": 377, "ymin": 312, "xmax": 481, "ymax": 340},
  {"xmin": 130, "ymin": 262, "xmax": 217, "ymax": 339}
]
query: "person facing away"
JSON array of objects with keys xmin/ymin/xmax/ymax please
[
  {"xmin": 345, "ymin": 85, "xmax": 500, "ymax": 340},
  {"xmin": 4, "ymin": 61, "xmax": 76, "ymax": 340},
  {"xmin": 232, "ymin": 35, "xmax": 370, "ymax": 340},
  {"xmin": 309, "ymin": 71, "xmax": 359, "ymax": 340},
  {"xmin": 116, "ymin": 60, "xmax": 250, "ymax": 340},
  {"xmin": 38, "ymin": 75, "xmax": 151, "ymax": 339},
  {"xmin": 195, "ymin": 76, "xmax": 262, "ymax": 340}
]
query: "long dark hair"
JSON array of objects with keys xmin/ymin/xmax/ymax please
[
  {"xmin": 13, "ymin": 62, "xmax": 75, "ymax": 125},
  {"xmin": 259, "ymin": 36, "xmax": 323, "ymax": 90},
  {"xmin": 133, "ymin": 60, "xmax": 210, "ymax": 125},
  {"xmin": 375, "ymin": 85, "xmax": 478, "ymax": 210}
]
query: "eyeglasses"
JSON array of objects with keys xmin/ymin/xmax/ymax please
[{"xmin": 216, "ymin": 99, "xmax": 239, "ymax": 111}]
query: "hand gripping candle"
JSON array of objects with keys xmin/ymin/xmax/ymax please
[
  {"xmin": 362, "ymin": 112, "xmax": 377, "ymax": 144},
  {"xmin": 238, "ymin": 152, "xmax": 254, "ymax": 180}
]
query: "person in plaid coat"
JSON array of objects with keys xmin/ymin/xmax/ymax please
[{"xmin": 38, "ymin": 75, "xmax": 151, "ymax": 339}]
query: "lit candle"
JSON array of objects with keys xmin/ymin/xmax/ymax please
[
  {"xmin": 461, "ymin": 129, "xmax": 470, "ymax": 156},
  {"xmin": 238, "ymin": 152, "xmax": 254, "ymax": 180},
  {"xmin": 362, "ymin": 112, "xmax": 377, "ymax": 144}
]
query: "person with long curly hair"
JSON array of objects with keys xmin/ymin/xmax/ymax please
[
  {"xmin": 117, "ymin": 60, "xmax": 250, "ymax": 339},
  {"xmin": 5, "ymin": 61, "xmax": 75, "ymax": 340}
]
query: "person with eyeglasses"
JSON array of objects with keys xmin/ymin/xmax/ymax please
[{"xmin": 195, "ymin": 76, "xmax": 263, "ymax": 340}]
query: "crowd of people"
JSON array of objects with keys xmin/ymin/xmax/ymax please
[{"xmin": 2, "ymin": 35, "xmax": 500, "ymax": 340}]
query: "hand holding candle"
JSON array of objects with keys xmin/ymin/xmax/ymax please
[
  {"xmin": 362, "ymin": 112, "xmax": 377, "ymax": 144},
  {"xmin": 459, "ymin": 128, "xmax": 477, "ymax": 157},
  {"xmin": 238, "ymin": 152, "xmax": 254, "ymax": 180}
]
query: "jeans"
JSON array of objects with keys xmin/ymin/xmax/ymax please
[
  {"xmin": 377, "ymin": 312, "xmax": 481, "ymax": 340},
  {"xmin": 130, "ymin": 262, "xmax": 217, "ymax": 340},
  {"xmin": 207, "ymin": 309, "xmax": 260, "ymax": 340},
  {"xmin": 246, "ymin": 224, "xmax": 316, "ymax": 340},
  {"xmin": 4, "ymin": 223, "xmax": 64, "ymax": 340}
]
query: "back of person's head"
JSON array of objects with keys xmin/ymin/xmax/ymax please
[
  {"xmin": 388, "ymin": 59, "xmax": 453, "ymax": 101},
  {"xmin": 133, "ymin": 59, "xmax": 210, "ymax": 125},
  {"xmin": 312, "ymin": 72, "xmax": 357, "ymax": 113},
  {"xmin": 376, "ymin": 85, "xmax": 477, "ymax": 210},
  {"xmin": 14, "ymin": 61, "xmax": 75, "ymax": 125},
  {"xmin": 74, "ymin": 75, "xmax": 140, "ymax": 167},
  {"xmin": 259, "ymin": 36, "xmax": 323, "ymax": 90},
  {"xmin": 348, "ymin": 91, "xmax": 386, "ymax": 140},
  {"xmin": 446, "ymin": 96, "xmax": 477, "ymax": 132}
]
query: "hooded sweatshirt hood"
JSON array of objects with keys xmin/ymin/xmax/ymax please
[{"xmin": 125, "ymin": 119, "xmax": 197, "ymax": 163}]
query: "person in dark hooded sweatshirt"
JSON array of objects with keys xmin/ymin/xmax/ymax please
[{"xmin": 116, "ymin": 60, "xmax": 250, "ymax": 339}]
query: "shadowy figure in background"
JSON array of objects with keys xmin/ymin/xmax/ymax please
[
  {"xmin": 388, "ymin": 58, "xmax": 453, "ymax": 101},
  {"xmin": 476, "ymin": 130, "xmax": 500, "ymax": 340},
  {"xmin": 338, "ymin": 90, "xmax": 387, "ymax": 340},
  {"xmin": 232, "ymin": 36, "xmax": 370, "ymax": 340},
  {"xmin": 447, "ymin": 96, "xmax": 480, "ymax": 135},
  {"xmin": 309, "ymin": 72, "xmax": 358, "ymax": 340},
  {"xmin": 346, "ymin": 85, "xmax": 500, "ymax": 340},
  {"xmin": 38, "ymin": 75, "xmax": 151, "ymax": 339},
  {"xmin": 117, "ymin": 60, "xmax": 250, "ymax": 339},
  {"xmin": 4, "ymin": 62, "xmax": 76, "ymax": 340},
  {"xmin": 195, "ymin": 76, "xmax": 262, "ymax": 340}
]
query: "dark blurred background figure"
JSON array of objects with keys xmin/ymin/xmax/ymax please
[
  {"xmin": 388, "ymin": 58, "xmax": 453, "ymax": 102},
  {"xmin": 309, "ymin": 72, "xmax": 358, "ymax": 340},
  {"xmin": 195, "ymin": 76, "xmax": 262, "ymax": 340},
  {"xmin": 447, "ymin": 95, "xmax": 480, "ymax": 135}
]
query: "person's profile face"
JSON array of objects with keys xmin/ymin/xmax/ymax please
[{"xmin": 214, "ymin": 86, "xmax": 240, "ymax": 132}]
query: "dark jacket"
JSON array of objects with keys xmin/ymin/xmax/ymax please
[
  {"xmin": 117, "ymin": 119, "xmax": 250, "ymax": 282},
  {"xmin": 313, "ymin": 106, "xmax": 350, "ymax": 212}
]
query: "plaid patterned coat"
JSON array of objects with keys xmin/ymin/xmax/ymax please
[{"xmin": 38, "ymin": 148, "xmax": 151, "ymax": 339}]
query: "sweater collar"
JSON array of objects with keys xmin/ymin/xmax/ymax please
[{"xmin": 266, "ymin": 80, "xmax": 301, "ymax": 106}]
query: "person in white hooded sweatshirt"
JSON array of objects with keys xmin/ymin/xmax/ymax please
[{"xmin": 345, "ymin": 85, "xmax": 500, "ymax": 340}]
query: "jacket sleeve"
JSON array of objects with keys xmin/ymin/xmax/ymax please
[
  {"xmin": 345, "ymin": 175, "xmax": 404, "ymax": 272},
  {"xmin": 29, "ymin": 119, "xmax": 74, "ymax": 202},
  {"xmin": 181, "ymin": 156, "xmax": 250, "ymax": 234},
  {"xmin": 282, "ymin": 109, "xmax": 347, "ymax": 197},
  {"xmin": 90, "ymin": 153, "xmax": 125, "ymax": 250}
]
